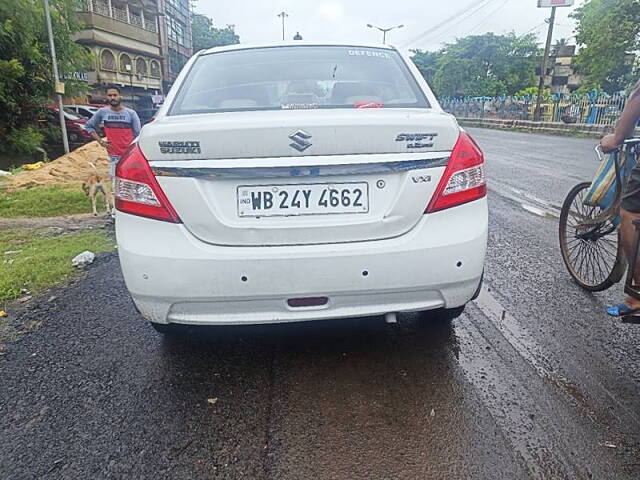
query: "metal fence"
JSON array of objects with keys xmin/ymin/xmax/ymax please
[{"xmin": 440, "ymin": 93, "xmax": 627, "ymax": 126}]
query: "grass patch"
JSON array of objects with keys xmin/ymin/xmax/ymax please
[
  {"xmin": 0, "ymin": 229, "xmax": 114, "ymax": 303},
  {"xmin": 0, "ymin": 184, "xmax": 98, "ymax": 218}
]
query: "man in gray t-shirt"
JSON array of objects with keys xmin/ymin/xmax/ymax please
[{"xmin": 85, "ymin": 86, "xmax": 141, "ymax": 178}]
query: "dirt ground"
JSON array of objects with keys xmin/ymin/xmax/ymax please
[
  {"xmin": 7, "ymin": 142, "xmax": 110, "ymax": 191},
  {"xmin": 0, "ymin": 213, "xmax": 111, "ymax": 233}
]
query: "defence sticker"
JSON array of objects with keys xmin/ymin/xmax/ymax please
[
  {"xmin": 347, "ymin": 50, "xmax": 392, "ymax": 59},
  {"xmin": 281, "ymin": 103, "xmax": 320, "ymax": 110}
]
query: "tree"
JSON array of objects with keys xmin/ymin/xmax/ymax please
[
  {"xmin": 409, "ymin": 50, "xmax": 440, "ymax": 85},
  {"xmin": 554, "ymin": 38, "xmax": 569, "ymax": 48},
  {"xmin": 571, "ymin": 0, "xmax": 640, "ymax": 93},
  {"xmin": 0, "ymin": 0, "xmax": 89, "ymax": 153},
  {"xmin": 429, "ymin": 33, "xmax": 540, "ymax": 97},
  {"xmin": 552, "ymin": 38, "xmax": 569, "ymax": 55},
  {"xmin": 191, "ymin": 13, "xmax": 239, "ymax": 52}
]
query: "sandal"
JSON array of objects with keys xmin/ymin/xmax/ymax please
[{"xmin": 606, "ymin": 303, "xmax": 640, "ymax": 317}]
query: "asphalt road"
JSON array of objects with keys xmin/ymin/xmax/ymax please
[{"xmin": 2, "ymin": 128, "xmax": 640, "ymax": 479}]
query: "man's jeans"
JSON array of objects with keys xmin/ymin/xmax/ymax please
[{"xmin": 109, "ymin": 154, "xmax": 120, "ymax": 192}]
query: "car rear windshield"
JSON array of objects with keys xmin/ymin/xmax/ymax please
[{"xmin": 169, "ymin": 46, "xmax": 429, "ymax": 115}]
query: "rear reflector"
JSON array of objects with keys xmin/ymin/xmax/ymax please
[
  {"xmin": 287, "ymin": 297, "xmax": 329, "ymax": 308},
  {"xmin": 114, "ymin": 143, "xmax": 181, "ymax": 223},
  {"xmin": 425, "ymin": 131, "xmax": 486, "ymax": 213}
]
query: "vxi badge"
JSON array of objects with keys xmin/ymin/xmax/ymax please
[
  {"xmin": 395, "ymin": 133, "xmax": 437, "ymax": 149},
  {"xmin": 158, "ymin": 141, "xmax": 201, "ymax": 154}
]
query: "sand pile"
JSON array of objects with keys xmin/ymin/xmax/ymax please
[{"xmin": 8, "ymin": 142, "xmax": 110, "ymax": 190}]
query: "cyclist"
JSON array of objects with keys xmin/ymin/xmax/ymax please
[{"xmin": 601, "ymin": 82, "xmax": 640, "ymax": 316}]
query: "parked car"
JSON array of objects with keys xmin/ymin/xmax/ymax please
[
  {"xmin": 47, "ymin": 107, "xmax": 93, "ymax": 143},
  {"xmin": 64, "ymin": 104, "xmax": 101, "ymax": 119},
  {"xmin": 136, "ymin": 107, "xmax": 158, "ymax": 125},
  {"xmin": 114, "ymin": 42, "xmax": 488, "ymax": 333}
]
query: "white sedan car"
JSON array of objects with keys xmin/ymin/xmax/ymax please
[{"xmin": 114, "ymin": 42, "xmax": 487, "ymax": 333}]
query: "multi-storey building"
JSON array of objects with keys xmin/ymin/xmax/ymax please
[
  {"xmin": 73, "ymin": 0, "xmax": 192, "ymax": 108},
  {"xmin": 157, "ymin": 0, "xmax": 193, "ymax": 91}
]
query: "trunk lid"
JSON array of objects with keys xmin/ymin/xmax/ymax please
[{"xmin": 141, "ymin": 109, "xmax": 459, "ymax": 246}]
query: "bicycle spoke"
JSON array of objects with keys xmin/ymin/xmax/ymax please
[
  {"xmin": 586, "ymin": 244, "xmax": 601, "ymax": 283},
  {"xmin": 560, "ymin": 182, "xmax": 623, "ymax": 287},
  {"xmin": 568, "ymin": 241, "xmax": 583, "ymax": 261},
  {"xmin": 585, "ymin": 245, "xmax": 597, "ymax": 282},
  {"xmin": 597, "ymin": 238, "xmax": 619, "ymax": 258},
  {"xmin": 588, "ymin": 245, "xmax": 602, "ymax": 283},
  {"xmin": 575, "ymin": 242, "xmax": 589, "ymax": 280},
  {"xmin": 592, "ymin": 244, "xmax": 608, "ymax": 281}
]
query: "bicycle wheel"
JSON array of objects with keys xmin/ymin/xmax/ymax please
[{"xmin": 559, "ymin": 182, "xmax": 625, "ymax": 292}]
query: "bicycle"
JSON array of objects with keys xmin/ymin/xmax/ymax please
[{"xmin": 559, "ymin": 138, "xmax": 640, "ymax": 302}]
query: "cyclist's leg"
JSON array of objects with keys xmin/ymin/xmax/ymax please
[
  {"xmin": 619, "ymin": 170, "xmax": 640, "ymax": 307},
  {"xmin": 620, "ymin": 209, "xmax": 640, "ymax": 274}
]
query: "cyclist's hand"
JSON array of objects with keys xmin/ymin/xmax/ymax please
[
  {"xmin": 99, "ymin": 138, "xmax": 111, "ymax": 150},
  {"xmin": 601, "ymin": 134, "xmax": 622, "ymax": 153}
]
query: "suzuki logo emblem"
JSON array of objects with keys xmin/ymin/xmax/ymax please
[{"xmin": 289, "ymin": 130, "xmax": 312, "ymax": 152}]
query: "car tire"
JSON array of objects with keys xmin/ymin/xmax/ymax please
[{"xmin": 69, "ymin": 132, "xmax": 79, "ymax": 142}]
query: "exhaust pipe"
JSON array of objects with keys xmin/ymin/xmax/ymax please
[{"xmin": 384, "ymin": 312, "xmax": 398, "ymax": 324}]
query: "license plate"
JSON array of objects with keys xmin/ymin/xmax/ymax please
[{"xmin": 237, "ymin": 182, "xmax": 369, "ymax": 217}]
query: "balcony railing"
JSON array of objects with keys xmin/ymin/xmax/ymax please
[
  {"xmin": 130, "ymin": 11, "xmax": 143, "ymax": 28},
  {"xmin": 80, "ymin": 0, "xmax": 158, "ymax": 33}
]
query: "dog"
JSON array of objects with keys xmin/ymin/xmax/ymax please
[{"xmin": 82, "ymin": 162, "xmax": 112, "ymax": 216}]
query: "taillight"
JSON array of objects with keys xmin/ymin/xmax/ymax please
[
  {"xmin": 425, "ymin": 131, "xmax": 486, "ymax": 213},
  {"xmin": 114, "ymin": 143, "xmax": 181, "ymax": 223}
]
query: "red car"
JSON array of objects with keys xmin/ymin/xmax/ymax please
[{"xmin": 47, "ymin": 106, "xmax": 93, "ymax": 143}]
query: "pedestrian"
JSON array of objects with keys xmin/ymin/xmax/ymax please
[
  {"xmin": 84, "ymin": 85, "xmax": 141, "ymax": 201},
  {"xmin": 601, "ymin": 80, "xmax": 640, "ymax": 316}
]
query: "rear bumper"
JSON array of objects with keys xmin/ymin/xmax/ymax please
[{"xmin": 116, "ymin": 198, "xmax": 488, "ymax": 325}]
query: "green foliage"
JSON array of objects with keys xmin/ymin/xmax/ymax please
[
  {"xmin": 411, "ymin": 33, "xmax": 540, "ymax": 97},
  {"xmin": 191, "ymin": 13, "xmax": 239, "ymax": 52},
  {"xmin": 0, "ymin": 0, "xmax": 89, "ymax": 147},
  {"xmin": 0, "ymin": 184, "xmax": 96, "ymax": 218},
  {"xmin": 409, "ymin": 50, "xmax": 440, "ymax": 89},
  {"xmin": 0, "ymin": 229, "xmax": 114, "ymax": 303},
  {"xmin": 514, "ymin": 86, "xmax": 552, "ymax": 101},
  {"xmin": 571, "ymin": 0, "xmax": 640, "ymax": 93},
  {"xmin": 5, "ymin": 127, "xmax": 44, "ymax": 155}
]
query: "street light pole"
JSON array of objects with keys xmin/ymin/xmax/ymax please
[
  {"xmin": 125, "ymin": 63, "xmax": 134, "ymax": 106},
  {"xmin": 534, "ymin": 6, "xmax": 556, "ymax": 122},
  {"xmin": 366, "ymin": 23, "xmax": 404, "ymax": 44},
  {"xmin": 277, "ymin": 11, "xmax": 288, "ymax": 41},
  {"xmin": 43, "ymin": 0, "xmax": 69, "ymax": 154}
]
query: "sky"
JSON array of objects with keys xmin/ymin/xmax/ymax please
[{"xmin": 195, "ymin": 0, "xmax": 582, "ymax": 53}]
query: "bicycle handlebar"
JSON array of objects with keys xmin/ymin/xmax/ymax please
[{"xmin": 596, "ymin": 138, "xmax": 640, "ymax": 162}]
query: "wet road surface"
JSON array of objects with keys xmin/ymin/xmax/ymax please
[{"xmin": 2, "ymin": 128, "xmax": 640, "ymax": 479}]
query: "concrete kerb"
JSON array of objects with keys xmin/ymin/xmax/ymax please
[{"xmin": 455, "ymin": 118, "xmax": 628, "ymax": 139}]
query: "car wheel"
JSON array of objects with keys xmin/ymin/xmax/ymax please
[{"xmin": 69, "ymin": 132, "xmax": 79, "ymax": 142}]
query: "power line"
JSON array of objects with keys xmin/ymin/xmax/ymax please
[
  {"xmin": 406, "ymin": 0, "xmax": 506, "ymax": 48},
  {"xmin": 467, "ymin": 0, "xmax": 511, "ymax": 35},
  {"xmin": 413, "ymin": 0, "xmax": 504, "ymax": 47},
  {"xmin": 399, "ymin": 0, "xmax": 493, "ymax": 47},
  {"xmin": 522, "ymin": 22, "xmax": 546, "ymax": 36}
]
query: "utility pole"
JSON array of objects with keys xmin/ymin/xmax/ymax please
[
  {"xmin": 43, "ymin": 0, "xmax": 69, "ymax": 154},
  {"xmin": 367, "ymin": 23, "xmax": 404, "ymax": 44},
  {"xmin": 534, "ymin": 6, "xmax": 556, "ymax": 122},
  {"xmin": 277, "ymin": 11, "xmax": 288, "ymax": 41}
]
